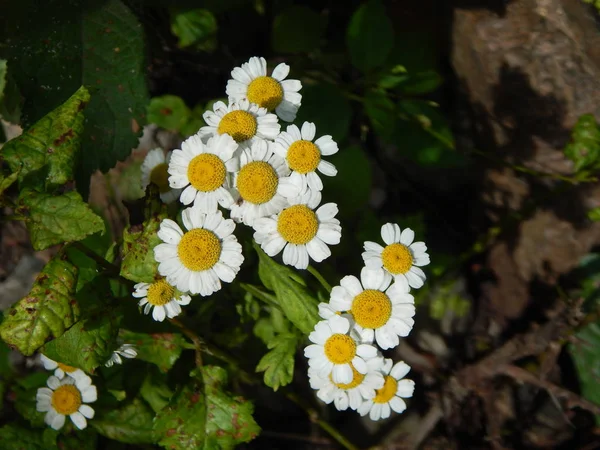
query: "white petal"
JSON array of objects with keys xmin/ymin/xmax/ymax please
[
  {"xmin": 70, "ymin": 411, "xmax": 87, "ymax": 430},
  {"xmin": 272, "ymin": 63, "xmax": 290, "ymax": 81},
  {"xmin": 400, "ymin": 228, "xmax": 415, "ymax": 246},
  {"xmin": 79, "ymin": 404, "xmax": 95, "ymax": 419}
]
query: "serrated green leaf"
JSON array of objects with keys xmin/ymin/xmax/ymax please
[
  {"xmin": 119, "ymin": 330, "xmax": 186, "ymax": 372},
  {"xmin": 120, "ymin": 206, "xmax": 167, "ymax": 283},
  {"xmin": 17, "ymin": 189, "xmax": 105, "ymax": 251},
  {"xmin": 295, "ymin": 83, "xmax": 351, "ymax": 142},
  {"xmin": 1, "ymin": 86, "xmax": 89, "ymax": 189},
  {"xmin": 202, "ymin": 366, "xmax": 260, "ymax": 448},
  {"xmin": 92, "ymin": 397, "xmax": 157, "ymax": 444},
  {"xmin": 170, "ymin": 8, "xmax": 218, "ymax": 51},
  {"xmin": 140, "ymin": 369, "xmax": 174, "ymax": 414},
  {"xmin": 568, "ymin": 322, "xmax": 600, "ymax": 425},
  {"xmin": 272, "ymin": 5, "xmax": 326, "ymax": 54},
  {"xmin": 154, "ymin": 380, "xmax": 206, "ymax": 449},
  {"xmin": 0, "ymin": 424, "xmax": 50, "ymax": 450},
  {"xmin": 0, "ymin": 256, "xmax": 79, "ymax": 355},
  {"xmin": 346, "ymin": 0, "xmax": 394, "ymax": 72},
  {"xmin": 564, "ymin": 114, "xmax": 600, "ymax": 173},
  {"xmin": 147, "ymin": 95, "xmax": 192, "ymax": 132},
  {"xmin": 42, "ymin": 306, "xmax": 122, "ymax": 372},
  {"xmin": 256, "ymin": 333, "xmax": 298, "ymax": 391},
  {"xmin": 254, "ymin": 244, "xmax": 319, "ymax": 334}
]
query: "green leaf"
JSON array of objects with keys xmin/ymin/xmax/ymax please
[
  {"xmin": 254, "ymin": 244, "xmax": 319, "ymax": 334},
  {"xmin": 17, "ymin": 189, "xmax": 105, "ymax": 251},
  {"xmin": 295, "ymin": 83, "xmax": 351, "ymax": 142},
  {"xmin": 92, "ymin": 397, "xmax": 157, "ymax": 444},
  {"xmin": 140, "ymin": 369, "xmax": 174, "ymax": 414},
  {"xmin": 564, "ymin": 114, "xmax": 600, "ymax": 173},
  {"xmin": 154, "ymin": 380, "xmax": 206, "ymax": 449},
  {"xmin": 364, "ymin": 90, "xmax": 396, "ymax": 141},
  {"xmin": 0, "ymin": 170, "xmax": 19, "ymax": 197},
  {"xmin": 272, "ymin": 5, "xmax": 326, "ymax": 54},
  {"xmin": 170, "ymin": 8, "xmax": 218, "ymax": 51},
  {"xmin": 0, "ymin": 86, "xmax": 89, "ymax": 189},
  {"xmin": 568, "ymin": 322, "xmax": 600, "ymax": 424},
  {"xmin": 256, "ymin": 333, "xmax": 298, "ymax": 391},
  {"xmin": 346, "ymin": 0, "xmax": 394, "ymax": 72},
  {"xmin": 14, "ymin": 372, "xmax": 48, "ymax": 427},
  {"xmin": 147, "ymin": 95, "xmax": 192, "ymax": 132},
  {"xmin": 119, "ymin": 330, "xmax": 186, "ymax": 373},
  {"xmin": 202, "ymin": 366, "xmax": 260, "ymax": 448},
  {"xmin": 120, "ymin": 207, "xmax": 166, "ymax": 283},
  {"xmin": 55, "ymin": 429, "xmax": 98, "ymax": 450},
  {"xmin": 396, "ymin": 70, "xmax": 443, "ymax": 95},
  {"xmin": 0, "ymin": 256, "xmax": 79, "ymax": 355},
  {"xmin": 588, "ymin": 207, "xmax": 600, "ymax": 222},
  {"xmin": 42, "ymin": 306, "xmax": 122, "ymax": 372},
  {"xmin": 0, "ymin": 424, "xmax": 49, "ymax": 450}
]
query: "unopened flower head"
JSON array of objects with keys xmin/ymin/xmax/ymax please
[
  {"xmin": 253, "ymin": 189, "xmax": 341, "ymax": 270},
  {"xmin": 154, "ymin": 207, "xmax": 244, "ymax": 296},
  {"xmin": 358, "ymin": 359, "xmax": 415, "ymax": 421},
  {"xmin": 304, "ymin": 315, "xmax": 378, "ymax": 385},
  {"xmin": 105, "ymin": 344, "xmax": 137, "ymax": 367},
  {"xmin": 329, "ymin": 267, "xmax": 415, "ymax": 350},
  {"xmin": 36, "ymin": 374, "xmax": 97, "ymax": 430},
  {"xmin": 199, "ymin": 99, "xmax": 280, "ymax": 147},
  {"xmin": 230, "ymin": 139, "xmax": 303, "ymax": 226},
  {"xmin": 273, "ymin": 122, "xmax": 338, "ymax": 192},
  {"xmin": 362, "ymin": 224, "xmax": 430, "ymax": 291},
  {"xmin": 141, "ymin": 148, "xmax": 181, "ymax": 203},
  {"xmin": 133, "ymin": 279, "xmax": 191, "ymax": 322},
  {"xmin": 226, "ymin": 56, "xmax": 302, "ymax": 122},
  {"xmin": 168, "ymin": 133, "xmax": 239, "ymax": 211},
  {"xmin": 40, "ymin": 354, "xmax": 88, "ymax": 383}
]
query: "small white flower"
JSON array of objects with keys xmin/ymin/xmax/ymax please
[
  {"xmin": 154, "ymin": 208, "xmax": 244, "ymax": 296},
  {"xmin": 329, "ymin": 267, "xmax": 415, "ymax": 350},
  {"xmin": 141, "ymin": 148, "xmax": 181, "ymax": 203},
  {"xmin": 199, "ymin": 99, "xmax": 280, "ymax": 147},
  {"xmin": 132, "ymin": 279, "xmax": 191, "ymax": 322},
  {"xmin": 230, "ymin": 139, "xmax": 303, "ymax": 226},
  {"xmin": 167, "ymin": 133, "xmax": 239, "ymax": 211},
  {"xmin": 105, "ymin": 344, "xmax": 137, "ymax": 367},
  {"xmin": 253, "ymin": 189, "xmax": 341, "ymax": 270},
  {"xmin": 39, "ymin": 354, "xmax": 88, "ymax": 383},
  {"xmin": 273, "ymin": 122, "xmax": 338, "ymax": 192},
  {"xmin": 226, "ymin": 56, "xmax": 302, "ymax": 122},
  {"xmin": 304, "ymin": 315, "xmax": 379, "ymax": 385},
  {"xmin": 362, "ymin": 223, "xmax": 430, "ymax": 291},
  {"xmin": 36, "ymin": 374, "xmax": 97, "ymax": 430},
  {"xmin": 358, "ymin": 359, "xmax": 415, "ymax": 421},
  {"xmin": 308, "ymin": 355, "xmax": 385, "ymax": 411}
]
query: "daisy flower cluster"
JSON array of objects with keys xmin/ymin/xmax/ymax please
[
  {"xmin": 304, "ymin": 223, "xmax": 430, "ymax": 421},
  {"xmin": 136, "ymin": 56, "xmax": 342, "ymax": 321}
]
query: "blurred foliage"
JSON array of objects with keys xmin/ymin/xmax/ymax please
[{"xmin": 564, "ymin": 114, "xmax": 600, "ymax": 174}]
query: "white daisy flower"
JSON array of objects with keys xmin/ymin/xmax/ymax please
[
  {"xmin": 226, "ymin": 56, "xmax": 302, "ymax": 122},
  {"xmin": 329, "ymin": 267, "xmax": 415, "ymax": 350},
  {"xmin": 230, "ymin": 139, "xmax": 303, "ymax": 226},
  {"xmin": 132, "ymin": 279, "xmax": 191, "ymax": 322},
  {"xmin": 105, "ymin": 344, "xmax": 137, "ymax": 368},
  {"xmin": 153, "ymin": 208, "xmax": 244, "ymax": 296},
  {"xmin": 362, "ymin": 223, "xmax": 430, "ymax": 291},
  {"xmin": 308, "ymin": 355, "xmax": 385, "ymax": 411},
  {"xmin": 273, "ymin": 122, "xmax": 338, "ymax": 192},
  {"xmin": 198, "ymin": 98, "xmax": 280, "ymax": 147},
  {"xmin": 36, "ymin": 374, "xmax": 97, "ymax": 430},
  {"xmin": 357, "ymin": 359, "xmax": 415, "ymax": 421},
  {"xmin": 253, "ymin": 189, "xmax": 341, "ymax": 270},
  {"xmin": 39, "ymin": 354, "xmax": 88, "ymax": 383},
  {"xmin": 167, "ymin": 133, "xmax": 239, "ymax": 211},
  {"xmin": 304, "ymin": 315, "xmax": 379, "ymax": 385},
  {"xmin": 141, "ymin": 148, "xmax": 181, "ymax": 203}
]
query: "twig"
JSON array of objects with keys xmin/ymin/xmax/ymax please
[
  {"xmin": 308, "ymin": 265, "xmax": 332, "ymax": 293},
  {"xmin": 168, "ymin": 317, "xmax": 203, "ymax": 368}
]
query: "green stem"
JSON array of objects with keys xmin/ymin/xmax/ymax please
[
  {"xmin": 307, "ymin": 265, "xmax": 332, "ymax": 293},
  {"xmin": 168, "ymin": 317, "xmax": 203, "ymax": 368},
  {"xmin": 70, "ymin": 241, "xmax": 132, "ymax": 288}
]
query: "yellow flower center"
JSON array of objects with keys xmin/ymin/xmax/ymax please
[
  {"xmin": 331, "ymin": 365, "xmax": 365, "ymax": 389},
  {"xmin": 57, "ymin": 363, "xmax": 77, "ymax": 373},
  {"xmin": 351, "ymin": 290, "xmax": 392, "ymax": 329},
  {"xmin": 286, "ymin": 140, "xmax": 321, "ymax": 174},
  {"xmin": 187, "ymin": 153, "xmax": 226, "ymax": 192},
  {"xmin": 146, "ymin": 279, "xmax": 175, "ymax": 306},
  {"xmin": 51, "ymin": 385, "xmax": 82, "ymax": 415},
  {"xmin": 217, "ymin": 110, "xmax": 257, "ymax": 143},
  {"xmin": 381, "ymin": 243, "xmax": 413, "ymax": 274},
  {"xmin": 149, "ymin": 163, "xmax": 171, "ymax": 193},
  {"xmin": 277, "ymin": 205, "xmax": 319, "ymax": 245},
  {"xmin": 247, "ymin": 76, "xmax": 284, "ymax": 111},
  {"xmin": 177, "ymin": 229, "xmax": 221, "ymax": 271},
  {"xmin": 236, "ymin": 161, "xmax": 278, "ymax": 204},
  {"xmin": 323, "ymin": 334, "xmax": 356, "ymax": 365},
  {"xmin": 373, "ymin": 375, "xmax": 398, "ymax": 404}
]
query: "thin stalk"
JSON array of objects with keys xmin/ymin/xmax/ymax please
[
  {"xmin": 308, "ymin": 265, "xmax": 332, "ymax": 293},
  {"xmin": 168, "ymin": 317, "xmax": 203, "ymax": 368}
]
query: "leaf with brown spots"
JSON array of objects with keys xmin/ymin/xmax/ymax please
[{"xmin": 119, "ymin": 330, "xmax": 187, "ymax": 373}]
